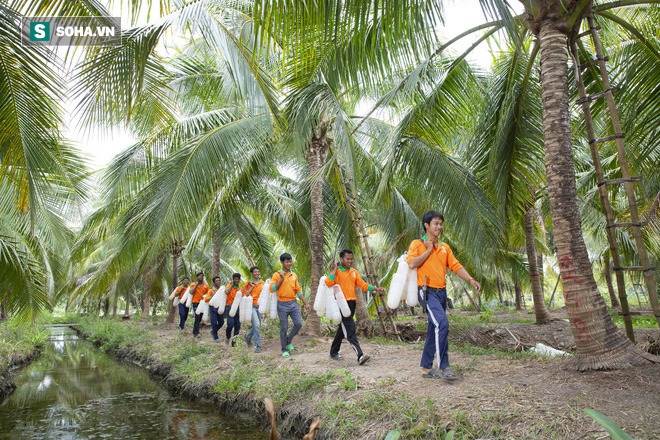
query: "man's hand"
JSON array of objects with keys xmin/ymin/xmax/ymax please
[
  {"xmin": 469, "ymin": 279, "xmax": 482, "ymax": 293},
  {"xmin": 373, "ymin": 287, "xmax": 386, "ymax": 295},
  {"xmin": 303, "ymin": 303, "xmax": 311, "ymax": 314},
  {"xmin": 424, "ymin": 240, "xmax": 434, "ymax": 251}
]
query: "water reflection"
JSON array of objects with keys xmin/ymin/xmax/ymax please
[{"xmin": 0, "ymin": 327, "xmax": 267, "ymax": 439}]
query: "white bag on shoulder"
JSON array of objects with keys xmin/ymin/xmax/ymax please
[{"xmin": 229, "ymin": 292, "xmax": 242, "ymax": 317}]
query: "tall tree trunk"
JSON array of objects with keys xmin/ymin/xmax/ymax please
[
  {"xmin": 525, "ymin": 206, "xmax": 551, "ymax": 323},
  {"xmin": 112, "ymin": 291, "xmax": 118, "ymax": 318},
  {"xmin": 0, "ymin": 297, "xmax": 7, "ymax": 321},
  {"xmin": 496, "ymin": 276, "xmax": 503, "ymax": 303},
  {"xmin": 123, "ymin": 289, "xmax": 131, "ymax": 319},
  {"xmin": 103, "ymin": 295, "xmax": 110, "ymax": 317},
  {"xmin": 514, "ymin": 281, "xmax": 523, "ymax": 311},
  {"xmin": 212, "ymin": 230, "xmax": 221, "ymax": 278},
  {"xmin": 166, "ymin": 241, "xmax": 182, "ymax": 324},
  {"xmin": 141, "ymin": 273, "xmax": 152, "ymax": 320},
  {"xmin": 603, "ymin": 253, "xmax": 620, "ymax": 309},
  {"xmin": 304, "ymin": 122, "xmax": 329, "ymax": 336},
  {"xmin": 536, "ymin": 20, "xmax": 654, "ymax": 369}
]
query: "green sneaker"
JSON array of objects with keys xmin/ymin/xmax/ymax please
[
  {"xmin": 282, "ymin": 351, "xmax": 290, "ymax": 357},
  {"xmin": 286, "ymin": 343, "xmax": 294, "ymax": 353}
]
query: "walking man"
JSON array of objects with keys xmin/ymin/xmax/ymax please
[
  {"xmin": 407, "ymin": 211, "xmax": 481, "ymax": 380},
  {"xmin": 175, "ymin": 276, "xmax": 191, "ymax": 330},
  {"xmin": 242, "ymin": 266, "xmax": 264, "ymax": 353},
  {"xmin": 205, "ymin": 276, "xmax": 225, "ymax": 342},
  {"xmin": 326, "ymin": 249, "xmax": 384, "ymax": 365},
  {"xmin": 188, "ymin": 272, "xmax": 211, "ymax": 338},
  {"xmin": 224, "ymin": 273, "xmax": 242, "ymax": 346},
  {"xmin": 270, "ymin": 253, "xmax": 310, "ymax": 357}
]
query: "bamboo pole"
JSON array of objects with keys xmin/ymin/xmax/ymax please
[
  {"xmin": 586, "ymin": 14, "xmax": 659, "ymax": 328},
  {"xmin": 337, "ymin": 165, "xmax": 401, "ymax": 341}
]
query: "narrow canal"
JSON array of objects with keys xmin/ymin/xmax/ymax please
[{"xmin": 0, "ymin": 326, "xmax": 268, "ymax": 439}]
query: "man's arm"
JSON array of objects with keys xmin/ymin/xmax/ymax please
[
  {"xmin": 456, "ymin": 268, "xmax": 481, "ymax": 292},
  {"xmin": 407, "ymin": 240, "xmax": 434, "ymax": 269}
]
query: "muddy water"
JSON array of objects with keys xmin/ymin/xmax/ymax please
[{"xmin": 0, "ymin": 326, "xmax": 267, "ymax": 439}]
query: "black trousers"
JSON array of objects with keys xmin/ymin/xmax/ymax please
[
  {"xmin": 330, "ymin": 300, "xmax": 363, "ymax": 360},
  {"xmin": 192, "ymin": 303, "xmax": 203, "ymax": 335}
]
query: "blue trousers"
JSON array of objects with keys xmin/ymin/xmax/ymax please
[
  {"xmin": 192, "ymin": 303, "xmax": 203, "ymax": 335},
  {"xmin": 277, "ymin": 300, "xmax": 303, "ymax": 352},
  {"xmin": 178, "ymin": 303, "xmax": 189, "ymax": 330},
  {"xmin": 224, "ymin": 305, "xmax": 241, "ymax": 340},
  {"xmin": 245, "ymin": 306, "xmax": 262, "ymax": 348},
  {"xmin": 419, "ymin": 288, "xmax": 450, "ymax": 370},
  {"xmin": 209, "ymin": 306, "xmax": 225, "ymax": 340}
]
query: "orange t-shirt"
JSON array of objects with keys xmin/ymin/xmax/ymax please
[
  {"xmin": 188, "ymin": 282, "xmax": 211, "ymax": 304},
  {"xmin": 204, "ymin": 287, "xmax": 220, "ymax": 303},
  {"xmin": 241, "ymin": 280, "xmax": 264, "ymax": 306},
  {"xmin": 270, "ymin": 271, "xmax": 301, "ymax": 302},
  {"xmin": 324, "ymin": 267, "xmax": 371, "ymax": 301},
  {"xmin": 175, "ymin": 285, "xmax": 188, "ymax": 299},
  {"xmin": 406, "ymin": 239, "xmax": 463, "ymax": 289},
  {"xmin": 225, "ymin": 283, "xmax": 242, "ymax": 306}
]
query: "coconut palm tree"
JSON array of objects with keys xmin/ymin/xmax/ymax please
[
  {"xmin": 369, "ymin": 0, "xmax": 658, "ymax": 369},
  {"xmin": 0, "ymin": 2, "xmax": 89, "ymax": 321}
]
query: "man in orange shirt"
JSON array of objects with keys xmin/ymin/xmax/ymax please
[
  {"xmin": 407, "ymin": 211, "xmax": 481, "ymax": 380},
  {"xmin": 175, "ymin": 276, "xmax": 191, "ymax": 330},
  {"xmin": 242, "ymin": 266, "xmax": 264, "ymax": 353},
  {"xmin": 325, "ymin": 249, "xmax": 385, "ymax": 365},
  {"xmin": 224, "ymin": 273, "xmax": 243, "ymax": 346},
  {"xmin": 188, "ymin": 272, "xmax": 211, "ymax": 338},
  {"xmin": 270, "ymin": 253, "xmax": 310, "ymax": 356},
  {"xmin": 204, "ymin": 276, "xmax": 225, "ymax": 342}
]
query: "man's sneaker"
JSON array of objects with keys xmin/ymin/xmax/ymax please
[
  {"xmin": 358, "ymin": 355, "xmax": 370, "ymax": 365},
  {"xmin": 330, "ymin": 354, "xmax": 342, "ymax": 361},
  {"xmin": 286, "ymin": 343, "xmax": 294, "ymax": 353},
  {"xmin": 225, "ymin": 338, "xmax": 230, "ymax": 345},
  {"xmin": 244, "ymin": 334, "xmax": 252, "ymax": 347},
  {"xmin": 282, "ymin": 351, "xmax": 290, "ymax": 357},
  {"xmin": 213, "ymin": 338, "xmax": 220, "ymax": 343},
  {"xmin": 254, "ymin": 347, "xmax": 261, "ymax": 353}
]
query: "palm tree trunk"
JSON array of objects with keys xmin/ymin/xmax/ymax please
[
  {"xmin": 123, "ymin": 289, "xmax": 131, "ymax": 319},
  {"xmin": 525, "ymin": 206, "xmax": 551, "ymax": 323},
  {"xmin": 304, "ymin": 123, "xmax": 329, "ymax": 336},
  {"xmin": 514, "ymin": 281, "xmax": 523, "ymax": 311},
  {"xmin": 141, "ymin": 273, "xmax": 152, "ymax": 320},
  {"xmin": 537, "ymin": 21, "xmax": 654, "ymax": 369},
  {"xmin": 166, "ymin": 242, "xmax": 181, "ymax": 324},
  {"xmin": 496, "ymin": 276, "xmax": 503, "ymax": 303},
  {"xmin": 603, "ymin": 253, "xmax": 620, "ymax": 309},
  {"xmin": 112, "ymin": 292, "xmax": 118, "ymax": 317}
]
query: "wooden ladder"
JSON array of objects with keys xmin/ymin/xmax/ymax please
[
  {"xmin": 336, "ymin": 164, "xmax": 401, "ymax": 341},
  {"xmin": 570, "ymin": 14, "xmax": 659, "ymax": 341}
]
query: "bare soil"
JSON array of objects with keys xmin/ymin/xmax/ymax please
[{"xmin": 150, "ymin": 309, "xmax": 660, "ymax": 439}]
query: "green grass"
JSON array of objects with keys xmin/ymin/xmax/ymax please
[
  {"xmin": 610, "ymin": 313, "xmax": 658, "ymax": 329},
  {"xmin": 0, "ymin": 319, "xmax": 48, "ymax": 371}
]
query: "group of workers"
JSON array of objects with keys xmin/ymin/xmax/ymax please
[{"xmin": 173, "ymin": 211, "xmax": 481, "ymax": 379}]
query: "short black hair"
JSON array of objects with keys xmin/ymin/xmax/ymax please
[
  {"xmin": 422, "ymin": 211, "xmax": 444, "ymax": 230},
  {"xmin": 196, "ymin": 271, "xmax": 204, "ymax": 276},
  {"xmin": 249, "ymin": 266, "xmax": 259, "ymax": 273},
  {"xmin": 339, "ymin": 249, "xmax": 353, "ymax": 258},
  {"xmin": 232, "ymin": 273, "xmax": 241, "ymax": 279},
  {"xmin": 182, "ymin": 276, "xmax": 190, "ymax": 281},
  {"xmin": 212, "ymin": 276, "xmax": 220, "ymax": 282},
  {"xmin": 280, "ymin": 252, "xmax": 292, "ymax": 262}
]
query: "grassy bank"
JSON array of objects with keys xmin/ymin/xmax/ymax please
[
  {"xmin": 0, "ymin": 320, "xmax": 48, "ymax": 398},
  {"xmin": 72, "ymin": 316, "xmax": 474, "ymax": 439},
  {"xmin": 69, "ymin": 314, "xmax": 659, "ymax": 439}
]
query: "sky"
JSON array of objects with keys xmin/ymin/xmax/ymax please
[{"xmin": 68, "ymin": 0, "xmax": 524, "ymax": 170}]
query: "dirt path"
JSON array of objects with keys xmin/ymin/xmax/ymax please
[{"xmin": 156, "ymin": 314, "xmax": 660, "ymax": 439}]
